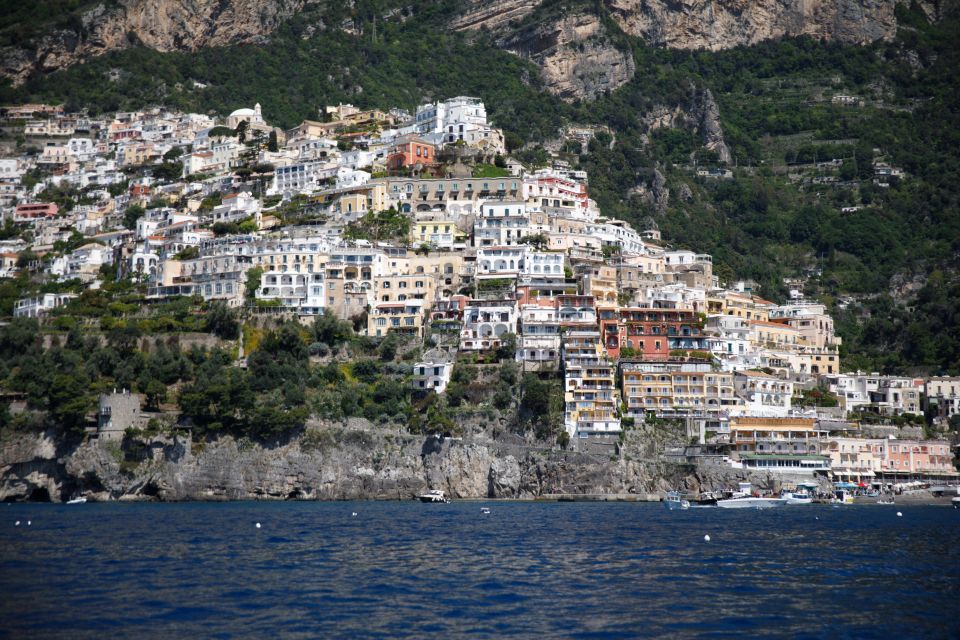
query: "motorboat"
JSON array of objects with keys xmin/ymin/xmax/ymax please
[
  {"xmin": 689, "ymin": 491, "xmax": 719, "ymax": 507},
  {"xmin": 418, "ymin": 489, "xmax": 450, "ymax": 503},
  {"xmin": 782, "ymin": 490, "xmax": 813, "ymax": 505},
  {"xmin": 952, "ymin": 496, "xmax": 960, "ymax": 510},
  {"xmin": 715, "ymin": 482, "xmax": 787, "ymax": 509},
  {"xmin": 66, "ymin": 496, "xmax": 87, "ymax": 505},
  {"xmin": 716, "ymin": 496, "xmax": 788, "ymax": 509},
  {"xmin": 877, "ymin": 495, "xmax": 896, "ymax": 505},
  {"xmin": 664, "ymin": 491, "xmax": 690, "ymax": 510}
]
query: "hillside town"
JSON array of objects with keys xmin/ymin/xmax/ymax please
[{"xmin": 0, "ymin": 97, "xmax": 957, "ymax": 494}]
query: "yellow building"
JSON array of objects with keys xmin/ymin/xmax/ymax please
[
  {"xmin": 622, "ymin": 362, "xmax": 738, "ymax": 418},
  {"xmin": 372, "ymin": 273, "xmax": 436, "ymax": 305},
  {"xmin": 750, "ymin": 320, "xmax": 802, "ymax": 351},
  {"xmin": 368, "ymin": 299, "xmax": 427, "ymax": 337},
  {"xmin": 410, "ymin": 217, "xmax": 468, "ymax": 249},
  {"xmin": 716, "ymin": 292, "xmax": 771, "ymax": 322}
]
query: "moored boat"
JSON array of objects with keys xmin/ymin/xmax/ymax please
[
  {"xmin": 716, "ymin": 496, "xmax": 788, "ymax": 509},
  {"xmin": 66, "ymin": 496, "xmax": 87, "ymax": 505},
  {"xmin": 782, "ymin": 490, "xmax": 813, "ymax": 505},
  {"xmin": 418, "ymin": 489, "xmax": 450, "ymax": 503},
  {"xmin": 664, "ymin": 491, "xmax": 690, "ymax": 510}
]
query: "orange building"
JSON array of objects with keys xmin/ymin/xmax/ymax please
[
  {"xmin": 387, "ymin": 137, "xmax": 436, "ymax": 171},
  {"xmin": 14, "ymin": 202, "xmax": 58, "ymax": 223}
]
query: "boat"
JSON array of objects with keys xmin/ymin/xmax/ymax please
[
  {"xmin": 782, "ymin": 490, "xmax": 813, "ymax": 505},
  {"xmin": 877, "ymin": 496, "xmax": 896, "ymax": 505},
  {"xmin": 418, "ymin": 489, "xmax": 450, "ymax": 503},
  {"xmin": 66, "ymin": 496, "xmax": 87, "ymax": 505},
  {"xmin": 952, "ymin": 496, "xmax": 960, "ymax": 510},
  {"xmin": 664, "ymin": 491, "xmax": 690, "ymax": 510},
  {"xmin": 716, "ymin": 496, "xmax": 788, "ymax": 509},
  {"xmin": 832, "ymin": 489, "xmax": 855, "ymax": 504},
  {"xmin": 689, "ymin": 491, "xmax": 719, "ymax": 507}
]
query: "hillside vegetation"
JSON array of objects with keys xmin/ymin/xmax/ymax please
[{"xmin": 1, "ymin": 1, "xmax": 958, "ymax": 373}]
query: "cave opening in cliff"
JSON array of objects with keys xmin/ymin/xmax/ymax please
[{"xmin": 28, "ymin": 487, "xmax": 51, "ymax": 502}]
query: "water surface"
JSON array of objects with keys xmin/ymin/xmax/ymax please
[{"xmin": 1, "ymin": 501, "xmax": 957, "ymax": 638}]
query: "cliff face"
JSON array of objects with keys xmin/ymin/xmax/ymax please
[
  {"xmin": 500, "ymin": 13, "xmax": 636, "ymax": 101},
  {"xmin": 604, "ymin": 0, "xmax": 929, "ymax": 50},
  {"xmin": 1, "ymin": 0, "xmax": 305, "ymax": 86},
  {"xmin": 450, "ymin": 0, "xmax": 932, "ymax": 101},
  {"xmin": 0, "ymin": 421, "xmax": 784, "ymax": 503}
]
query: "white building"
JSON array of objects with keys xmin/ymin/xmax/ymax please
[
  {"xmin": 460, "ymin": 299, "xmax": 518, "ymax": 351},
  {"xmin": 521, "ymin": 251, "xmax": 565, "ymax": 279},
  {"xmin": 257, "ymin": 270, "xmax": 326, "ymax": 315},
  {"xmin": 563, "ymin": 330, "xmax": 621, "ymax": 441},
  {"xmin": 210, "ymin": 192, "xmax": 260, "ymax": 225},
  {"xmin": 14, "ymin": 293, "xmax": 77, "ymax": 317},
  {"xmin": 412, "ymin": 351, "xmax": 455, "ymax": 394},
  {"xmin": 414, "ymin": 97, "xmax": 502, "ymax": 150},
  {"xmin": 474, "ymin": 199, "xmax": 530, "ymax": 247},
  {"xmin": 733, "ymin": 370, "xmax": 794, "ymax": 417},
  {"xmin": 925, "ymin": 377, "xmax": 960, "ymax": 425},
  {"xmin": 475, "ymin": 246, "xmax": 528, "ymax": 278},
  {"xmin": 517, "ymin": 304, "xmax": 561, "ymax": 368},
  {"xmin": 272, "ymin": 161, "xmax": 338, "ymax": 195}
]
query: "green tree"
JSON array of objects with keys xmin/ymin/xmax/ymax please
[
  {"xmin": 205, "ymin": 301, "xmax": 240, "ymax": 340},
  {"xmin": 123, "ymin": 204, "xmax": 146, "ymax": 230}
]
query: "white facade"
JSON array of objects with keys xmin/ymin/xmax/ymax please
[
  {"xmin": 733, "ymin": 371, "xmax": 794, "ymax": 417},
  {"xmin": 517, "ymin": 304, "xmax": 561, "ymax": 366},
  {"xmin": 460, "ymin": 301, "xmax": 518, "ymax": 351},
  {"xmin": 475, "ymin": 246, "xmax": 528, "ymax": 278},
  {"xmin": 273, "ymin": 161, "xmax": 338, "ymax": 195},
  {"xmin": 412, "ymin": 359, "xmax": 454, "ymax": 394},
  {"xmin": 521, "ymin": 251, "xmax": 565, "ymax": 278},
  {"xmin": 257, "ymin": 270, "xmax": 326, "ymax": 315},
  {"xmin": 474, "ymin": 200, "xmax": 530, "ymax": 247},
  {"xmin": 14, "ymin": 293, "xmax": 77, "ymax": 318}
]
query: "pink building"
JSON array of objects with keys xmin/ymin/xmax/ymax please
[
  {"xmin": 14, "ymin": 202, "xmax": 58, "ymax": 223},
  {"xmin": 884, "ymin": 439, "xmax": 954, "ymax": 474}
]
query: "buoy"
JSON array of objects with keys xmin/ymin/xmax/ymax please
[
  {"xmin": 351, "ymin": 512, "xmax": 358, "ymax": 517},
  {"xmin": 14, "ymin": 521, "xmax": 20, "ymax": 526},
  {"xmin": 896, "ymin": 511, "xmax": 903, "ymax": 517},
  {"xmin": 255, "ymin": 522, "xmax": 261, "ymax": 529},
  {"xmin": 26, "ymin": 521, "xmax": 31, "ymax": 526},
  {"xmin": 704, "ymin": 534, "xmax": 711, "ymax": 542},
  {"xmin": 815, "ymin": 516, "xmax": 819, "ymax": 520}
]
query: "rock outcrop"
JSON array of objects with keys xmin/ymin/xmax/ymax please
[
  {"xmin": 1, "ymin": 0, "xmax": 306, "ymax": 86},
  {"xmin": 605, "ymin": 0, "xmax": 930, "ymax": 51},
  {"xmin": 0, "ymin": 420, "xmax": 774, "ymax": 503},
  {"xmin": 500, "ymin": 12, "xmax": 636, "ymax": 101},
  {"xmin": 687, "ymin": 86, "xmax": 732, "ymax": 164}
]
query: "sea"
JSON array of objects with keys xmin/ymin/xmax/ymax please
[{"xmin": 0, "ymin": 501, "xmax": 957, "ymax": 639}]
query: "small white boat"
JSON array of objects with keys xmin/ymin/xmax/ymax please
[
  {"xmin": 480, "ymin": 507, "xmax": 491, "ymax": 514},
  {"xmin": 716, "ymin": 496, "xmax": 788, "ymax": 509},
  {"xmin": 952, "ymin": 496, "xmax": 960, "ymax": 510},
  {"xmin": 782, "ymin": 490, "xmax": 813, "ymax": 505},
  {"xmin": 66, "ymin": 496, "xmax": 87, "ymax": 505},
  {"xmin": 664, "ymin": 491, "xmax": 690, "ymax": 510},
  {"xmin": 418, "ymin": 489, "xmax": 450, "ymax": 503},
  {"xmin": 877, "ymin": 496, "xmax": 896, "ymax": 505}
]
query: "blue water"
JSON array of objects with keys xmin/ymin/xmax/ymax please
[{"xmin": 0, "ymin": 502, "xmax": 958, "ymax": 639}]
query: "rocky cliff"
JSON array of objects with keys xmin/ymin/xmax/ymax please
[
  {"xmin": 1, "ymin": 0, "xmax": 306, "ymax": 86},
  {"xmin": 0, "ymin": 420, "xmax": 785, "ymax": 503},
  {"xmin": 499, "ymin": 12, "xmax": 636, "ymax": 101},
  {"xmin": 604, "ymin": 0, "xmax": 936, "ymax": 50}
]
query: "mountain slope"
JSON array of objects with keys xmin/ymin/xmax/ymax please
[
  {"xmin": 1, "ymin": 1, "xmax": 959, "ymax": 373},
  {"xmin": 0, "ymin": 0, "xmax": 306, "ymax": 86}
]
